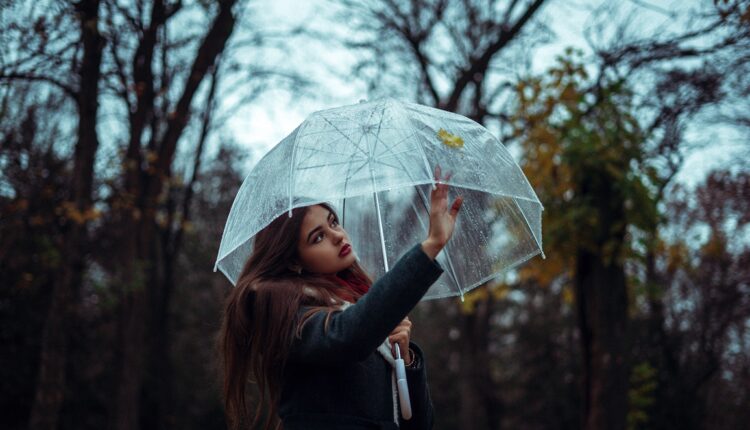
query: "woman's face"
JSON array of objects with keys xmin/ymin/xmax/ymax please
[{"xmin": 296, "ymin": 205, "xmax": 356, "ymax": 275}]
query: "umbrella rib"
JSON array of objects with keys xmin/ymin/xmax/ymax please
[
  {"xmin": 296, "ymin": 157, "xmax": 367, "ymax": 171},
  {"xmin": 313, "ymin": 128, "xmax": 361, "ymax": 145},
  {"xmin": 321, "ymin": 116, "xmax": 370, "ymax": 159},
  {"xmin": 371, "ymin": 129, "xmax": 418, "ymax": 160},
  {"xmin": 512, "ymin": 198, "xmax": 545, "ymax": 259},
  {"xmin": 373, "ymin": 148, "xmax": 414, "ymax": 162},
  {"xmin": 342, "ymin": 159, "xmax": 369, "ymax": 184},
  {"xmin": 288, "ymin": 124, "xmax": 307, "ymax": 216},
  {"xmin": 371, "ymin": 185, "xmax": 389, "ymax": 273},
  {"xmin": 299, "ymin": 123, "xmax": 412, "ymax": 136},
  {"xmin": 371, "ymin": 158, "xmax": 403, "ymax": 171},
  {"xmin": 297, "ymin": 147, "xmax": 350, "ymax": 157},
  {"xmin": 300, "ymin": 127, "xmax": 367, "ymax": 136},
  {"xmin": 401, "ymin": 118, "xmax": 435, "ymax": 188},
  {"xmin": 296, "ymin": 137, "xmax": 362, "ymax": 167},
  {"xmin": 338, "ymin": 112, "xmax": 373, "ymax": 198},
  {"xmin": 368, "ymin": 102, "xmax": 390, "ymax": 272},
  {"xmin": 370, "ymin": 103, "xmax": 387, "ymax": 160},
  {"xmin": 370, "ymin": 115, "xmax": 433, "ymax": 184},
  {"xmin": 338, "ymin": 152, "xmax": 368, "ymax": 200}
]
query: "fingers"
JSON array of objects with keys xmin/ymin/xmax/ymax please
[
  {"xmin": 432, "ymin": 165, "xmax": 452, "ymax": 199},
  {"xmin": 432, "ymin": 183, "xmax": 454, "ymax": 210},
  {"xmin": 393, "ymin": 318, "xmax": 411, "ymax": 330},
  {"xmin": 388, "ymin": 322, "xmax": 411, "ymax": 337},
  {"xmin": 450, "ymin": 195, "xmax": 464, "ymax": 218},
  {"xmin": 389, "ymin": 318, "xmax": 412, "ymax": 357},
  {"xmin": 389, "ymin": 333, "xmax": 409, "ymax": 358},
  {"xmin": 430, "ymin": 164, "xmax": 462, "ymax": 224},
  {"xmin": 434, "ymin": 165, "xmax": 451, "ymax": 185}
]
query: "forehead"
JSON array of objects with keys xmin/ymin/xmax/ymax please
[{"xmin": 300, "ymin": 205, "xmax": 332, "ymax": 230}]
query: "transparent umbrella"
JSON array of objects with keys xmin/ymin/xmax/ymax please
[{"xmin": 214, "ymin": 97, "xmax": 544, "ymax": 301}]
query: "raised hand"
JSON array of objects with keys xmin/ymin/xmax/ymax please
[{"xmin": 422, "ymin": 165, "xmax": 463, "ymax": 260}]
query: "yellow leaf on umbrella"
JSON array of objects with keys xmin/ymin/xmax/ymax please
[{"xmin": 437, "ymin": 128, "xmax": 464, "ymax": 148}]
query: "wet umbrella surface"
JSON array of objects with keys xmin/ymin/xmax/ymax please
[{"xmin": 215, "ymin": 97, "xmax": 544, "ymax": 300}]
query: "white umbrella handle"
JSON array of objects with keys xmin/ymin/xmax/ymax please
[{"xmin": 394, "ymin": 343, "xmax": 412, "ymax": 420}]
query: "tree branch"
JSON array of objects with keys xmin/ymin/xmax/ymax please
[
  {"xmin": 152, "ymin": 0, "xmax": 239, "ymax": 197},
  {"xmin": 444, "ymin": 0, "xmax": 547, "ymax": 112},
  {"xmin": 0, "ymin": 73, "xmax": 77, "ymax": 99}
]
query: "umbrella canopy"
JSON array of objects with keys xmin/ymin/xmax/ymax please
[{"xmin": 215, "ymin": 97, "xmax": 544, "ymax": 300}]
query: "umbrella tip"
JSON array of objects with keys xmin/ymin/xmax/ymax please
[{"xmin": 460, "ymin": 293, "xmax": 465, "ymax": 303}]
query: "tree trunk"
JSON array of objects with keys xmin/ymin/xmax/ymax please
[
  {"xmin": 575, "ymin": 173, "xmax": 629, "ymax": 430},
  {"xmin": 458, "ymin": 285, "xmax": 503, "ymax": 430},
  {"xmin": 112, "ymin": 3, "xmax": 239, "ymax": 429},
  {"xmin": 28, "ymin": 265, "xmax": 75, "ymax": 430},
  {"xmin": 143, "ymin": 61, "xmax": 220, "ymax": 430},
  {"xmin": 28, "ymin": 1, "xmax": 103, "ymax": 428},
  {"xmin": 576, "ymin": 249, "xmax": 629, "ymax": 430}
]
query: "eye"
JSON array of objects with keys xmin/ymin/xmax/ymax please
[{"xmin": 311, "ymin": 217, "xmax": 339, "ymax": 244}]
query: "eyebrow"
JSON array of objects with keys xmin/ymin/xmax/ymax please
[{"xmin": 306, "ymin": 211, "xmax": 335, "ymax": 243}]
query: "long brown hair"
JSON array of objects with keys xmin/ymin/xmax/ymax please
[{"xmin": 219, "ymin": 202, "xmax": 373, "ymax": 430}]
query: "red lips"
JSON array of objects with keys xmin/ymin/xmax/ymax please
[{"xmin": 339, "ymin": 244, "xmax": 352, "ymax": 257}]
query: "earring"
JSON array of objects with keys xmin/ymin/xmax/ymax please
[{"xmin": 290, "ymin": 265, "xmax": 302, "ymax": 275}]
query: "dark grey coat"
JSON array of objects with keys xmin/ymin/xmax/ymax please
[{"xmin": 279, "ymin": 243, "xmax": 444, "ymax": 430}]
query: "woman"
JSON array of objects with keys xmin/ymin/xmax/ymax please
[{"xmin": 220, "ymin": 168, "xmax": 463, "ymax": 430}]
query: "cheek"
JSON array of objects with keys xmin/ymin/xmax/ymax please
[
  {"xmin": 302, "ymin": 245, "xmax": 336, "ymax": 269},
  {"xmin": 312, "ymin": 247, "xmax": 330, "ymax": 262}
]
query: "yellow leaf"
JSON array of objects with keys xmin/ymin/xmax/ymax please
[{"xmin": 437, "ymin": 128, "xmax": 464, "ymax": 148}]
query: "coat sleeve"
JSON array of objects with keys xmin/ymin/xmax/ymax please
[
  {"xmin": 286, "ymin": 243, "xmax": 443, "ymax": 365},
  {"xmin": 400, "ymin": 341, "xmax": 435, "ymax": 430}
]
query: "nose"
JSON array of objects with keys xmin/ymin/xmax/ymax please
[{"xmin": 331, "ymin": 228, "xmax": 345, "ymax": 243}]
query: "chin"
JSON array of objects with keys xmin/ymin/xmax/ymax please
[{"xmin": 337, "ymin": 254, "xmax": 356, "ymax": 270}]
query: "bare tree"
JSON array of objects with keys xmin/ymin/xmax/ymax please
[
  {"xmin": 564, "ymin": 1, "xmax": 750, "ymax": 428},
  {"xmin": 2, "ymin": 0, "xmax": 314, "ymax": 428},
  {"xmin": 0, "ymin": 2, "xmax": 105, "ymax": 429},
  {"xmin": 96, "ymin": 1, "xmax": 314, "ymax": 427}
]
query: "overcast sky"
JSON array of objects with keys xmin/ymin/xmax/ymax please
[{"xmin": 221, "ymin": 0, "xmax": 743, "ymax": 187}]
